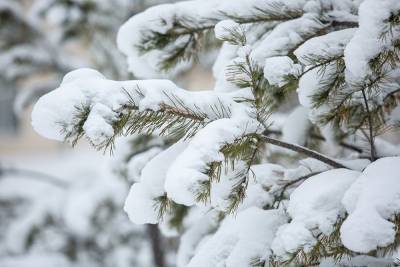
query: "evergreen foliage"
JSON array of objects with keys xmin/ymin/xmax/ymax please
[{"xmin": 30, "ymin": 0, "xmax": 400, "ymax": 266}]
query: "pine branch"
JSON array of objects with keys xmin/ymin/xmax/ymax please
[
  {"xmin": 220, "ymin": 2, "xmax": 304, "ymax": 24},
  {"xmin": 59, "ymin": 87, "xmax": 234, "ymax": 152},
  {"xmin": 224, "ymin": 136, "xmax": 260, "ymax": 214},
  {"xmin": 136, "ymin": 2, "xmax": 305, "ymax": 71},
  {"xmin": 272, "ymin": 217, "xmax": 354, "ymax": 266},
  {"xmin": 153, "ymin": 194, "xmax": 173, "ymax": 220}
]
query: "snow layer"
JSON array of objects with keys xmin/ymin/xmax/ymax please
[
  {"xmin": 341, "ymin": 157, "xmax": 400, "ymax": 252},
  {"xmin": 263, "ymin": 56, "xmax": 300, "ymax": 87},
  {"xmin": 165, "ymin": 116, "xmax": 260, "ymax": 206},
  {"xmin": 281, "ymin": 106, "xmax": 311, "ymax": 148},
  {"xmin": 344, "ymin": 0, "xmax": 400, "ymax": 81},
  {"xmin": 214, "ymin": 20, "xmax": 241, "ymax": 41},
  {"xmin": 187, "ymin": 207, "xmax": 286, "ymax": 267},
  {"xmin": 295, "ymin": 29, "xmax": 356, "ymax": 123},
  {"xmin": 176, "ymin": 209, "xmax": 218, "ymax": 267},
  {"xmin": 117, "ymin": 0, "xmax": 309, "ymax": 77},
  {"xmin": 124, "ymin": 141, "xmax": 187, "ymax": 224},
  {"xmin": 295, "ymin": 28, "xmax": 356, "ymax": 65},
  {"xmin": 251, "ymin": 14, "xmax": 325, "ymax": 65},
  {"xmin": 272, "ymin": 169, "xmax": 360, "ymax": 257},
  {"xmin": 32, "ymin": 68, "xmax": 248, "ymax": 144}
]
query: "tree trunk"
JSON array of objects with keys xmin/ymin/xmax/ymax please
[{"xmin": 147, "ymin": 224, "xmax": 165, "ymax": 267}]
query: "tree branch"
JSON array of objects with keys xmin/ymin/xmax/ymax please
[
  {"xmin": 260, "ymin": 130, "xmax": 347, "ymax": 169},
  {"xmin": 263, "ymin": 129, "xmax": 363, "ymax": 153},
  {"xmin": 361, "ymin": 89, "xmax": 376, "ymax": 161}
]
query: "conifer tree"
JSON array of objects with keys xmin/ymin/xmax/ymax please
[{"xmin": 31, "ymin": 0, "xmax": 400, "ymax": 266}]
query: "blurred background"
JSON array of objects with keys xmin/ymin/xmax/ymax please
[{"xmin": 0, "ymin": 0, "xmax": 213, "ymax": 266}]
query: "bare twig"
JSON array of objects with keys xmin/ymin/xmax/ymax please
[
  {"xmin": 263, "ymin": 129, "xmax": 363, "ymax": 153},
  {"xmin": 361, "ymin": 89, "xmax": 376, "ymax": 161},
  {"xmin": 260, "ymin": 131, "xmax": 347, "ymax": 169}
]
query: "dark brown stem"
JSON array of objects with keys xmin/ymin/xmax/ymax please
[
  {"xmin": 260, "ymin": 131, "xmax": 347, "ymax": 169},
  {"xmin": 361, "ymin": 89, "xmax": 376, "ymax": 161},
  {"xmin": 263, "ymin": 129, "xmax": 363, "ymax": 153},
  {"xmin": 147, "ymin": 224, "xmax": 166, "ymax": 267}
]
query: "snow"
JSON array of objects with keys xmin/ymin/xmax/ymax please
[
  {"xmin": 165, "ymin": 117, "xmax": 260, "ymax": 206},
  {"xmin": 344, "ymin": 0, "xmax": 400, "ymax": 82},
  {"xmin": 263, "ymin": 56, "xmax": 300, "ymax": 87},
  {"xmin": 176, "ymin": 209, "xmax": 218, "ymax": 267},
  {"xmin": 272, "ymin": 169, "xmax": 360, "ymax": 256},
  {"xmin": 288, "ymin": 169, "xmax": 360, "ymax": 234},
  {"xmin": 126, "ymin": 147, "xmax": 162, "ymax": 183},
  {"xmin": 212, "ymin": 43, "xmax": 240, "ymax": 92},
  {"xmin": 272, "ymin": 221, "xmax": 316, "ymax": 256},
  {"xmin": 83, "ymin": 103, "xmax": 116, "ymax": 146},
  {"xmin": 295, "ymin": 28, "xmax": 356, "ymax": 124},
  {"xmin": 142, "ymin": 141, "xmax": 187, "ymax": 197},
  {"xmin": 117, "ymin": 0, "xmax": 310, "ymax": 77},
  {"xmin": 281, "ymin": 106, "xmax": 311, "ymax": 148},
  {"xmin": 124, "ymin": 183, "xmax": 158, "ymax": 224},
  {"xmin": 32, "ymin": 68, "xmax": 249, "ymax": 145},
  {"xmin": 214, "ymin": 20, "xmax": 241, "ymax": 41},
  {"xmin": 187, "ymin": 208, "xmax": 286, "ymax": 267},
  {"xmin": 320, "ymin": 255, "xmax": 393, "ymax": 267},
  {"xmin": 251, "ymin": 163, "xmax": 285, "ymax": 187},
  {"xmin": 0, "ymin": 253, "xmax": 70, "ymax": 267},
  {"xmin": 251, "ymin": 14, "xmax": 325, "ymax": 65},
  {"xmin": 0, "ymin": 150, "xmax": 150, "ymax": 266},
  {"xmin": 294, "ymin": 28, "xmax": 356, "ymax": 65},
  {"xmin": 117, "ymin": 0, "xmax": 218, "ymax": 77},
  {"xmin": 341, "ymin": 157, "xmax": 400, "ymax": 252},
  {"xmin": 124, "ymin": 141, "xmax": 187, "ymax": 224},
  {"xmin": 23, "ymin": 0, "xmax": 400, "ymax": 265}
]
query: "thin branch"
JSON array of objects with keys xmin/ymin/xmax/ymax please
[
  {"xmin": 0, "ymin": 167, "xmax": 69, "ymax": 188},
  {"xmin": 274, "ymin": 171, "xmax": 322, "ymax": 208},
  {"xmin": 361, "ymin": 89, "xmax": 376, "ymax": 161},
  {"xmin": 263, "ymin": 129, "xmax": 363, "ymax": 153},
  {"xmin": 260, "ymin": 130, "xmax": 347, "ymax": 169}
]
